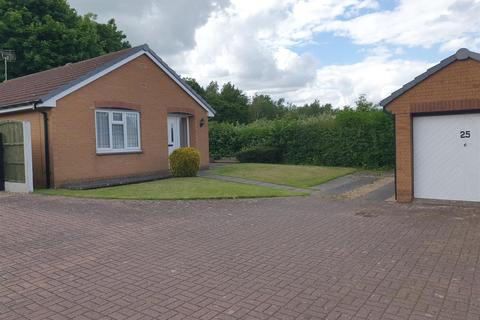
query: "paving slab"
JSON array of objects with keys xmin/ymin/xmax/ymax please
[
  {"xmin": 362, "ymin": 180, "xmax": 395, "ymax": 202},
  {"xmin": 1, "ymin": 193, "xmax": 480, "ymax": 320},
  {"xmin": 312, "ymin": 172, "xmax": 394, "ymax": 199}
]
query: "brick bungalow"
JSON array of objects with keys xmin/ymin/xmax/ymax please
[
  {"xmin": 0, "ymin": 44, "xmax": 215, "ymax": 189},
  {"xmin": 381, "ymin": 48, "xmax": 480, "ymax": 203}
]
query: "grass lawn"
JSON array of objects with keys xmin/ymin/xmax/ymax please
[
  {"xmin": 210, "ymin": 163, "xmax": 357, "ymax": 188},
  {"xmin": 37, "ymin": 177, "xmax": 305, "ymax": 200}
]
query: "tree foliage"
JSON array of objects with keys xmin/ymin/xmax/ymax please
[
  {"xmin": 287, "ymin": 100, "xmax": 335, "ymax": 118},
  {"xmin": 211, "ymin": 82, "xmax": 249, "ymax": 123},
  {"xmin": 0, "ymin": 0, "xmax": 130, "ymax": 81},
  {"xmin": 249, "ymin": 94, "xmax": 287, "ymax": 121},
  {"xmin": 183, "ymin": 77, "xmax": 382, "ymax": 124},
  {"xmin": 354, "ymin": 94, "xmax": 379, "ymax": 111}
]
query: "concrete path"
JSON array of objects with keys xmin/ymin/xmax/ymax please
[
  {"xmin": 202, "ymin": 168, "xmax": 395, "ymax": 201},
  {"xmin": 199, "ymin": 171, "xmax": 313, "ymax": 193},
  {"xmin": 315, "ymin": 172, "xmax": 395, "ymax": 201}
]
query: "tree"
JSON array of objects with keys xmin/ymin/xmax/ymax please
[
  {"xmin": 203, "ymin": 81, "xmax": 224, "ymax": 118},
  {"xmin": 0, "ymin": 0, "xmax": 130, "ymax": 81},
  {"xmin": 179, "ymin": 78, "xmax": 381, "ymax": 123},
  {"xmin": 182, "ymin": 79, "xmax": 250, "ymax": 123},
  {"xmin": 217, "ymin": 82, "xmax": 249, "ymax": 123},
  {"xmin": 249, "ymin": 94, "xmax": 286, "ymax": 121},
  {"xmin": 355, "ymin": 94, "xmax": 378, "ymax": 111},
  {"xmin": 183, "ymin": 77, "xmax": 205, "ymax": 97},
  {"xmin": 287, "ymin": 100, "xmax": 337, "ymax": 118},
  {"xmin": 94, "ymin": 17, "xmax": 130, "ymax": 52},
  {"xmin": 198, "ymin": 81, "xmax": 250, "ymax": 124}
]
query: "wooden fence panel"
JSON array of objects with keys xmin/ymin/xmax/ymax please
[
  {"xmin": 0, "ymin": 133, "xmax": 4, "ymax": 191},
  {"xmin": 0, "ymin": 122, "xmax": 25, "ymax": 183}
]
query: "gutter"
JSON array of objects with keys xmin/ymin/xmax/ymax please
[
  {"xmin": 0, "ymin": 102, "xmax": 36, "ymax": 114},
  {"xmin": 41, "ymin": 111, "xmax": 51, "ymax": 188}
]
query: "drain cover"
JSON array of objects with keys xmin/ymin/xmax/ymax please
[{"xmin": 355, "ymin": 211, "xmax": 377, "ymax": 217}]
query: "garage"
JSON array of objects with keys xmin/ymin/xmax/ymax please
[
  {"xmin": 380, "ymin": 48, "xmax": 480, "ymax": 202},
  {"xmin": 413, "ymin": 113, "xmax": 480, "ymax": 201}
]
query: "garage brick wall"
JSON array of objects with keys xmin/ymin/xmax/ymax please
[{"xmin": 387, "ymin": 59, "xmax": 480, "ymax": 202}]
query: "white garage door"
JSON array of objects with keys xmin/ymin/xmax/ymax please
[{"xmin": 413, "ymin": 113, "xmax": 480, "ymax": 201}]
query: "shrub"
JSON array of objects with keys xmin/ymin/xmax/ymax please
[
  {"xmin": 169, "ymin": 147, "xmax": 201, "ymax": 177},
  {"xmin": 236, "ymin": 146, "xmax": 282, "ymax": 163},
  {"xmin": 208, "ymin": 122, "xmax": 241, "ymax": 159}
]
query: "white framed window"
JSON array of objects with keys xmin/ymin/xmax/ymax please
[{"xmin": 95, "ymin": 109, "xmax": 141, "ymax": 154}]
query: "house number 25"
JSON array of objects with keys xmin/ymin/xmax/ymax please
[{"xmin": 460, "ymin": 130, "xmax": 471, "ymax": 138}]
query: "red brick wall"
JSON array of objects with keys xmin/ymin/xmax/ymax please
[
  {"xmin": 387, "ymin": 59, "xmax": 480, "ymax": 202},
  {"xmin": 48, "ymin": 54, "xmax": 210, "ymax": 187},
  {"xmin": 0, "ymin": 54, "xmax": 210, "ymax": 188}
]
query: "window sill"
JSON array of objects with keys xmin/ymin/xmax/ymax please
[{"xmin": 96, "ymin": 150, "xmax": 143, "ymax": 156}]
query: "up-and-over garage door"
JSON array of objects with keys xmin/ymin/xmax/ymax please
[{"xmin": 413, "ymin": 113, "xmax": 480, "ymax": 202}]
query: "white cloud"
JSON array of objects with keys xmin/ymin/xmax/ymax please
[
  {"xmin": 179, "ymin": 0, "xmax": 380, "ymax": 103},
  {"xmin": 178, "ymin": 6, "xmax": 318, "ymax": 92},
  {"xmin": 69, "ymin": 0, "xmax": 230, "ymax": 55},
  {"xmin": 275, "ymin": 0, "xmax": 379, "ymax": 46},
  {"xmin": 67, "ymin": 0, "xmax": 480, "ymax": 107},
  {"xmin": 280, "ymin": 52, "xmax": 432, "ymax": 106},
  {"xmin": 323, "ymin": 0, "xmax": 480, "ymax": 51}
]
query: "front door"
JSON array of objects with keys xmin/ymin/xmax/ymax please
[{"xmin": 167, "ymin": 116, "xmax": 181, "ymax": 155}]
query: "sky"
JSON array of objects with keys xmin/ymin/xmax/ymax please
[{"xmin": 68, "ymin": 0, "xmax": 480, "ymax": 107}]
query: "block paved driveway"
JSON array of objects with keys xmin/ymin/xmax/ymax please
[{"xmin": 1, "ymin": 193, "xmax": 480, "ymax": 320}]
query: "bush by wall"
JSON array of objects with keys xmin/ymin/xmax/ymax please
[
  {"xmin": 236, "ymin": 146, "xmax": 282, "ymax": 163},
  {"xmin": 209, "ymin": 110, "xmax": 394, "ymax": 168},
  {"xmin": 169, "ymin": 147, "xmax": 201, "ymax": 177}
]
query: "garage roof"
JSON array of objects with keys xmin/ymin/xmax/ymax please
[
  {"xmin": 380, "ymin": 48, "xmax": 480, "ymax": 108},
  {"xmin": 0, "ymin": 44, "xmax": 215, "ymax": 116}
]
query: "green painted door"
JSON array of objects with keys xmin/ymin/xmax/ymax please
[{"xmin": 0, "ymin": 121, "xmax": 25, "ymax": 183}]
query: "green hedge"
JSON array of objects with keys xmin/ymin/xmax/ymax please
[
  {"xmin": 209, "ymin": 110, "xmax": 394, "ymax": 168},
  {"xmin": 236, "ymin": 146, "xmax": 282, "ymax": 163}
]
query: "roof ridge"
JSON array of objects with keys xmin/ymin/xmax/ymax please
[
  {"xmin": 1, "ymin": 45, "xmax": 144, "ymax": 85},
  {"xmin": 0, "ymin": 43, "xmax": 215, "ymax": 116}
]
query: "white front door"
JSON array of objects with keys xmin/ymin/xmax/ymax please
[
  {"xmin": 168, "ymin": 116, "xmax": 181, "ymax": 155},
  {"xmin": 413, "ymin": 113, "xmax": 480, "ymax": 201}
]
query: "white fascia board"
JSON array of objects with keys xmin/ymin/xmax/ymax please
[
  {"xmin": 0, "ymin": 104, "xmax": 35, "ymax": 114},
  {"xmin": 37, "ymin": 50, "xmax": 215, "ymax": 117}
]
